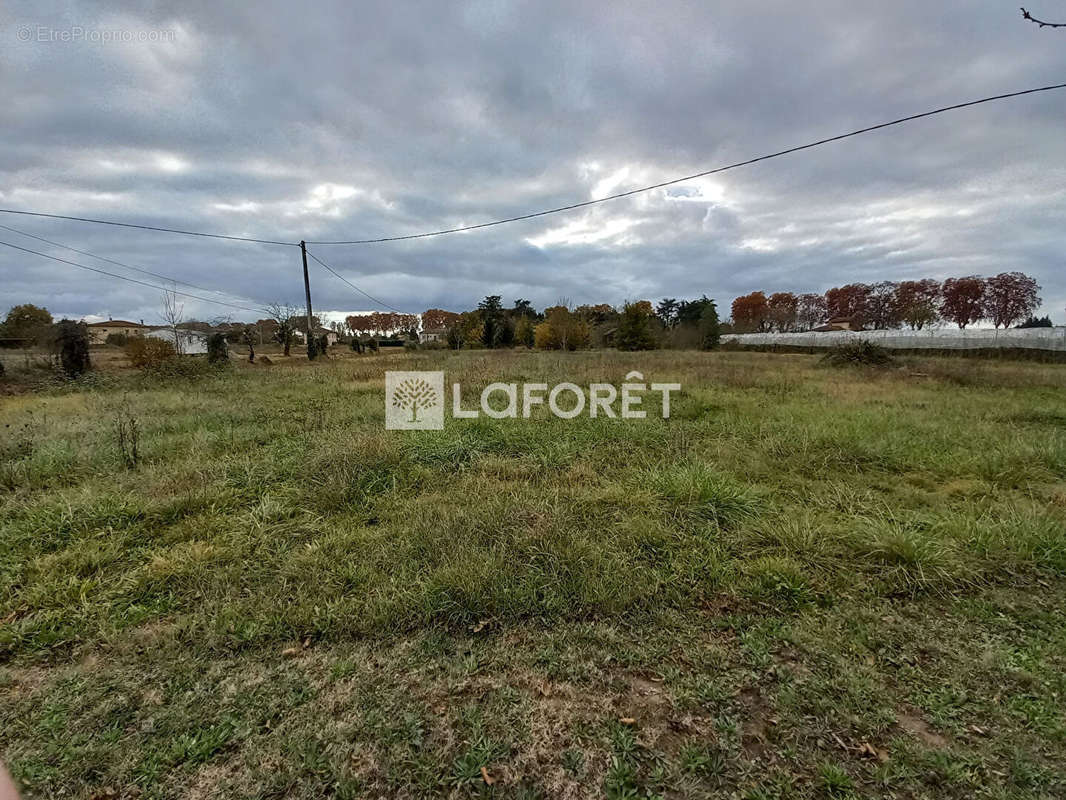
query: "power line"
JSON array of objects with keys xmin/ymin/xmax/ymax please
[
  {"xmin": 306, "ymin": 82, "xmax": 1066, "ymax": 245},
  {"xmin": 0, "ymin": 208, "xmax": 297, "ymax": 247},
  {"xmin": 0, "ymin": 221, "xmax": 263, "ymax": 305},
  {"xmin": 304, "ymin": 249, "xmax": 408, "ymax": 314},
  {"xmin": 0, "ymin": 84, "xmax": 1062, "ymax": 254},
  {"xmin": 0, "ymin": 239, "xmax": 264, "ymax": 314}
]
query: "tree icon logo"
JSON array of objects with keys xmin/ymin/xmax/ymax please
[
  {"xmin": 385, "ymin": 371, "xmax": 445, "ymax": 430},
  {"xmin": 392, "ymin": 376, "xmax": 438, "ymax": 422}
]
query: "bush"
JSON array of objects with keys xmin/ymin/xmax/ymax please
[
  {"xmin": 821, "ymin": 341, "xmax": 894, "ymax": 367},
  {"xmin": 104, "ymin": 332, "xmax": 128, "ymax": 347},
  {"xmin": 140, "ymin": 356, "xmax": 218, "ymax": 380},
  {"xmin": 206, "ymin": 333, "xmax": 229, "ymax": 365},
  {"xmin": 126, "ymin": 337, "xmax": 177, "ymax": 368},
  {"xmin": 54, "ymin": 320, "xmax": 91, "ymax": 377},
  {"xmin": 403, "ymin": 340, "xmax": 420, "ymax": 352}
]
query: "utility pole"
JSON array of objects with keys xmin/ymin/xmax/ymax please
[{"xmin": 300, "ymin": 240, "xmax": 315, "ymax": 360}]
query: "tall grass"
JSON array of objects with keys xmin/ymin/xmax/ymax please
[{"xmin": 1, "ymin": 349, "xmax": 1064, "ymax": 658}]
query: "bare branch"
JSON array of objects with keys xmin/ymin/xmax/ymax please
[
  {"xmin": 1021, "ymin": 7, "xmax": 1066, "ymax": 27},
  {"xmin": 161, "ymin": 288, "xmax": 186, "ymax": 355}
]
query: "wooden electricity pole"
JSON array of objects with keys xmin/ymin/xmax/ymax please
[{"xmin": 300, "ymin": 240, "xmax": 315, "ymax": 359}]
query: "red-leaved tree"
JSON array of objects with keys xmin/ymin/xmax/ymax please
[
  {"xmin": 983, "ymin": 272, "xmax": 1041, "ymax": 328},
  {"xmin": 866, "ymin": 281, "xmax": 902, "ymax": 330},
  {"xmin": 766, "ymin": 292, "xmax": 798, "ymax": 332},
  {"xmin": 941, "ymin": 276, "xmax": 986, "ymax": 329},
  {"xmin": 796, "ymin": 293, "xmax": 827, "ymax": 330},
  {"xmin": 824, "ymin": 283, "xmax": 871, "ymax": 327}
]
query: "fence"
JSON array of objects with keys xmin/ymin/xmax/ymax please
[{"xmin": 721, "ymin": 327, "xmax": 1066, "ymax": 352}]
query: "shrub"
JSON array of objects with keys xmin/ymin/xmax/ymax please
[
  {"xmin": 206, "ymin": 333, "xmax": 229, "ymax": 365},
  {"xmin": 821, "ymin": 340, "xmax": 894, "ymax": 367},
  {"xmin": 126, "ymin": 337, "xmax": 177, "ymax": 368},
  {"xmin": 403, "ymin": 340, "xmax": 419, "ymax": 352},
  {"xmin": 54, "ymin": 320, "xmax": 91, "ymax": 377},
  {"xmin": 104, "ymin": 332, "xmax": 129, "ymax": 347},
  {"xmin": 139, "ymin": 356, "xmax": 218, "ymax": 381}
]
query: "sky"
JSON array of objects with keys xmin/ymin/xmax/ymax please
[{"xmin": 1, "ymin": 1, "xmax": 1064, "ymax": 326}]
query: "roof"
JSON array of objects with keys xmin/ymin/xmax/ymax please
[
  {"xmin": 827, "ymin": 316, "xmax": 854, "ymax": 323},
  {"xmin": 812, "ymin": 323, "xmax": 848, "ymax": 332},
  {"xmin": 86, "ymin": 320, "xmax": 147, "ymax": 328}
]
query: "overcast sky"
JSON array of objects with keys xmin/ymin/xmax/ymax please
[{"xmin": 2, "ymin": 1, "xmax": 1064, "ymax": 325}]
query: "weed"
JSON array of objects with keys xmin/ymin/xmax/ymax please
[
  {"xmin": 113, "ymin": 398, "xmax": 140, "ymax": 469},
  {"xmin": 817, "ymin": 762, "xmax": 854, "ymax": 797}
]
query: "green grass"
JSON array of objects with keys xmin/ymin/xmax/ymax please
[{"xmin": 1, "ymin": 348, "xmax": 1066, "ymax": 798}]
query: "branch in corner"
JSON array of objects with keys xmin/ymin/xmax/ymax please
[{"xmin": 1021, "ymin": 7, "xmax": 1066, "ymax": 27}]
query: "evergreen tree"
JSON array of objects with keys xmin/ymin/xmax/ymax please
[
  {"xmin": 616, "ymin": 302, "xmax": 658, "ymax": 351},
  {"xmin": 478, "ymin": 295, "xmax": 504, "ymax": 348},
  {"xmin": 699, "ymin": 301, "xmax": 721, "ymax": 350}
]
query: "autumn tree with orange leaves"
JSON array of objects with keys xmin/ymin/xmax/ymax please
[
  {"xmin": 731, "ymin": 292, "xmax": 770, "ymax": 332},
  {"xmin": 421, "ymin": 309, "xmax": 461, "ymax": 331}
]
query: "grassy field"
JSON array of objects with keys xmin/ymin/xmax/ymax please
[{"xmin": 1, "ymin": 348, "xmax": 1065, "ymax": 799}]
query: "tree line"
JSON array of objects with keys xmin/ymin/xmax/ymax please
[
  {"xmin": 729, "ymin": 272, "xmax": 1043, "ymax": 332},
  {"xmin": 343, "ymin": 296, "xmax": 721, "ymax": 351}
]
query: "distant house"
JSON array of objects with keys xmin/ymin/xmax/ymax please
[
  {"xmin": 86, "ymin": 319, "xmax": 150, "ymax": 344},
  {"xmin": 420, "ymin": 327, "xmax": 448, "ymax": 344},
  {"xmin": 812, "ymin": 316, "xmax": 859, "ymax": 332},
  {"xmin": 313, "ymin": 327, "xmax": 339, "ymax": 345}
]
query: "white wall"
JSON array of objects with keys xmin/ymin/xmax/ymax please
[
  {"xmin": 721, "ymin": 327, "xmax": 1066, "ymax": 351},
  {"xmin": 145, "ymin": 328, "xmax": 208, "ymax": 355}
]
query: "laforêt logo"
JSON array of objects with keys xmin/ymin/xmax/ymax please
[
  {"xmin": 385, "ymin": 371, "xmax": 445, "ymax": 430},
  {"xmin": 385, "ymin": 370, "xmax": 680, "ymax": 431}
]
